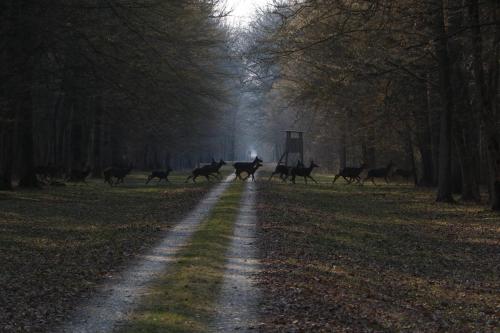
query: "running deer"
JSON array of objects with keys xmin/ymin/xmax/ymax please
[
  {"xmin": 35, "ymin": 164, "xmax": 64, "ymax": 182},
  {"xmin": 233, "ymin": 156, "xmax": 263, "ymax": 172},
  {"xmin": 332, "ymin": 163, "xmax": 367, "ymax": 184},
  {"xmin": 268, "ymin": 164, "xmax": 291, "ymax": 182},
  {"xmin": 393, "ymin": 168, "xmax": 414, "ymax": 183},
  {"xmin": 236, "ymin": 162, "xmax": 263, "ymax": 181},
  {"xmin": 233, "ymin": 156, "xmax": 263, "ymax": 181},
  {"xmin": 291, "ymin": 160, "xmax": 320, "ymax": 184},
  {"xmin": 363, "ymin": 161, "xmax": 395, "ymax": 185},
  {"xmin": 104, "ymin": 165, "xmax": 133, "ymax": 186},
  {"xmin": 66, "ymin": 166, "xmax": 91, "ymax": 184},
  {"xmin": 146, "ymin": 167, "xmax": 173, "ymax": 184},
  {"xmin": 185, "ymin": 159, "xmax": 226, "ymax": 183},
  {"xmin": 268, "ymin": 160, "xmax": 302, "ymax": 182}
]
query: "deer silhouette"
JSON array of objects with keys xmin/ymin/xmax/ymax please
[
  {"xmin": 268, "ymin": 164, "xmax": 291, "ymax": 182},
  {"xmin": 291, "ymin": 160, "xmax": 319, "ymax": 184},
  {"xmin": 393, "ymin": 168, "xmax": 413, "ymax": 183},
  {"xmin": 104, "ymin": 165, "xmax": 133, "ymax": 186},
  {"xmin": 185, "ymin": 159, "xmax": 226, "ymax": 183},
  {"xmin": 268, "ymin": 160, "xmax": 303, "ymax": 182},
  {"xmin": 332, "ymin": 163, "xmax": 367, "ymax": 184},
  {"xmin": 66, "ymin": 166, "xmax": 91, "ymax": 184},
  {"xmin": 233, "ymin": 156, "xmax": 263, "ymax": 181},
  {"xmin": 35, "ymin": 164, "xmax": 64, "ymax": 182},
  {"xmin": 363, "ymin": 161, "xmax": 394, "ymax": 185},
  {"xmin": 236, "ymin": 162, "xmax": 263, "ymax": 181},
  {"xmin": 146, "ymin": 167, "xmax": 173, "ymax": 184}
]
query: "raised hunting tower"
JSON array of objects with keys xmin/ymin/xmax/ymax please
[{"xmin": 280, "ymin": 130, "xmax": 304, "ymax": 166}]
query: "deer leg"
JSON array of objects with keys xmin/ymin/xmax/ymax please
[
  {"xmin": 308, "ymin": 175, "xmax": 318, "ymax": 184},
  {"xmin": 185, "ymin": 175, "xmax": 192, "ymax": 183},
  {"xmin": 304, "ymin": 176, "xmax": 308, "ymax": 184},
  {"xmin": 268, "ymin": 172, "xmax": 276, "ymax": 182},
  {"xmin": 332, "ymin": 175, "xmax": 340, "ymax": 184},
  {"xmin": 371, "ymin": 178, "xmax": 376, "ymax": 185}
]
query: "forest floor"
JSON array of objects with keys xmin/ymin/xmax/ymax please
[
  {"xmin": 0, "ymin": 172, "xmax": 218, "ymax": 333},
  {"xmin": 1, "ymin": 169, "xmax": 499, "ymax": 333},
  {"xmin": 256, "ymin": 173, "xmax": 500, "ymax": 332}
]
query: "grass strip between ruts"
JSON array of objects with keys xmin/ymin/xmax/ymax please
[{"xmin": 118, "ymin": 181, "xmax": 245, "ymax": 333}]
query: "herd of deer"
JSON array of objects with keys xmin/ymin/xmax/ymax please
[
  {"xmin": 329, "ymin": 161, "xmax": 413, "ymax": 185},
  {"xmin": 34, "ymin": 158, "xmax": 412, "ymax": 186},
  {"xmin": 33, "ymin": 157, "xmax": 265, "ymax": 186}
]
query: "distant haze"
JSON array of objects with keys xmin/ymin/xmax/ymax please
[{"xmin": 224, "ymin": 0, "xmax": 270, "ymax": 26}]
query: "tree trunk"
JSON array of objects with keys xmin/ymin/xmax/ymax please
[
  {"xmin": 17, "ymin": 88, "xmax": 38, "ymax": 187},
  {"xmin": 11, "ymin": 1, "xmax": 38, "ymax": 188},
  {"xmin": 0, "ymin": 126, "xmax": 14, "ymax": 190},
  {"xmin": 468, "ymin": 0, "xmax": 500, "ymax": 209},
  {"xmin": 91, "ymin": 96, "xmax": 103, "ymax": 177},
  {"xmin": 434, "ymin": 0, "xmax": 455, "ymax": 202}
]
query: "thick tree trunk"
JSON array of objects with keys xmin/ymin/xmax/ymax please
[
  {"xmin": 468, "ymin": 0, "xmax": 500, "ymax": 209},
  {"xmin": 434, "ymin": 0, "xmax": 455, "ymax": 202},
  {"xmin": 11, "ymin": 1, "xmax": 38, "ymax": 188}
]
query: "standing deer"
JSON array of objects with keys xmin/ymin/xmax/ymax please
[
  {"xmin": 146, "ymin": 167, "xmax": 173, "ymax": 184},
  {"xmin": 332, "ymin": 163, "xmax": 367, "ymax": 184},
  {"xmin": 104, "ymin": 165, "xmax": 133, "ymax": 186},
  {"xmin": 363, "ymin": 161, "xmax": 395, "ymax": 185},
  {"xmin": 291, "ymin": 160, "xmax": 320, "ymax": 184}
]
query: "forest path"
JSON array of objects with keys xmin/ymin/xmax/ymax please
[
  {"xmin": 56, "ymin": 175, "xmax": 234, "ymax": 333},
  {"xmin": 210, "ymin": 180, "xmax": 261, "ymax": 332}
]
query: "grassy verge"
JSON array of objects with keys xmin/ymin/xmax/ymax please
[
  {"xmin": 257, "ymin": 173, "xmax": 500, "ymax": 332},
  {"xmin": 117, "ymin": 181, "xmax": 245, "ymax": 333},
  {"xmin": 0, "ymin": 172, "xmax": 218, "ymax": 333}
]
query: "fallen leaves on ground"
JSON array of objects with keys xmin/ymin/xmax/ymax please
[
  {"xmin": 0, "ymin": 173, "xmax": 212, "ymax": 333},
  {"xmin": 256, "ymin": 178, "xmax": 500, "ymax": 332}
]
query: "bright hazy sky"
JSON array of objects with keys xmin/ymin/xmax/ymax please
[{"xmin": 224, "ymin": 0, "xmax": 271, "ymax": 26}]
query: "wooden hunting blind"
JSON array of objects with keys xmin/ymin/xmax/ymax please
[{"xmin": 281, "ymin": 130, "xmax": 304, "ymax": 166}]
